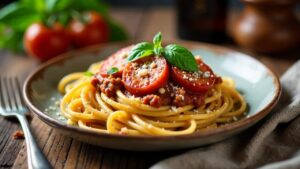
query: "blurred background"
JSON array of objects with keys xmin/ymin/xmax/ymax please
[
  {"xmin": 0, "ymin": 0, "xmax": 245, "ymax": 8},
  {"xmin": 0, "ymin": 0, "xmax": 300, "ymax": 62}
]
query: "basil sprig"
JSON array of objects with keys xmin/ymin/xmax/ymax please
[
  {"xmin": 126, "ymin": 42, "xmax": 154, "ymax": 62},
  {"xmin": 127, "ymin": 32, "xmax": 198, "ymax": 72},
  {"xmin": 164, "ymin": 44, "xmax": 198, "ymax": 72}
]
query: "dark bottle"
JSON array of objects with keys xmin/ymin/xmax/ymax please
[{"xmin": 176, "ymin": 0, "xmax": 229, "ymax": 43}]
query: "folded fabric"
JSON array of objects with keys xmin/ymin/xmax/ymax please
[{"xmin": 151, "ymin": 60, "xmax": 300, "ymax": 169}]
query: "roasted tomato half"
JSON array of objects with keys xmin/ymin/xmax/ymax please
[
  {"xmin": 122, "ymin": 56, "xmax": 169, "ymax": 96},
  {"xmin": 99, "ymin": 45, "xmax": 134, "ymax": 77},
  {"xmin": 171, "ymin": 58, "xmax": 216, "ymax": 93}
]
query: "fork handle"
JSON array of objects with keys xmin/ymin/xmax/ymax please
[{"xmin": 17, "ymin": 114, "xmax": 52, "ymax": 169}]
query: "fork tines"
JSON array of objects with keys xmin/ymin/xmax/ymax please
[{"xmin": 0, "ymin": 76, "xmax": 24, "ymax": 111}]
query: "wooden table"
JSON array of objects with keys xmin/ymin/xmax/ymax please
[{"xmin": 0, "ymin": 7, "xmax": 298, "ymax": 169}]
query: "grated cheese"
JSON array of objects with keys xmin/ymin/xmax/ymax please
[
  {"xmin": 158, "ymin": 88, "xmax": 166, "ymax": 94},
  {"xmin": 137, "ymin": 69, "xmax": 149, "ymax": 77}
]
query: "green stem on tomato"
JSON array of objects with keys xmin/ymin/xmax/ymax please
[
  {"xmin": 70, "ymin": 10, "xmax": 88, "ymax": 24},
  {"xmin": 45, "ymin": 14, "xmax": 57, "ymax": 27}
]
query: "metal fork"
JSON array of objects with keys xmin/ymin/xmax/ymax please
[{"xmin": 0, "ymin": 76, "xmax": 52, "ymax": 169}]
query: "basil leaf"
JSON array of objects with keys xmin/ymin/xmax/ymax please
[
  {"xmin": 57, "ymin": 11, "xmax": 72, "ymax": 26},
  {"xmin": 154, "ymin": 46, "xmax": 163, "ymax": 56},
  {"xmin": 22, "ymin": 0, "xmax": 47, "ymax": 13},
  {"xmin": 107, "ymin": 67, "xmax": 119, "ymax": 75},
  {"xmin": 153, "ymin": 32, "xmax": 161, "ymax": 47},
  {"xmin": 164, "ymin": 44, "xmax": 198, "ymax": 72},
  {"xmin": 0, "ymin": 26, "xmax": 24, "ymax": 52},
  {"xmin": 72, "ymin": 0, "xmax": 109, "ymax": 17},
  {"xmin": 127, "ymin": 42, "xmax": 154, "ymax": 62},
  {"xmin": 153, "ymin": 32, "xmax": 163, "ymax": 56},
  {"xmin": 0, "ymin": 3, "xmax": 41, "ymax": 31},
  {"xmin": 0, "ymin": 2, "xmax": 20, "ymax": 20},
  {"xmin": 46, "ymin": 0, "xmax": 73, "ymax": 13},
  {"xmin": 84, "ymin": 71, "xmax": 94, "ymax": 77}
]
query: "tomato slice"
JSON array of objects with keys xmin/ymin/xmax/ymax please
[
  {"xmin": 171, "ymin": 58, "xmax": 216, "ymax": 93},
  {"xmin": 99, "ymin": 45, "xmax": 133, "ymax": 77},
  {"xmin": 122, "ymin": 56, "xmax": 169, "ymax": 96}
]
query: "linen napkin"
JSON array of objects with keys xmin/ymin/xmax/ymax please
[{"xmin": 151, "ymin": 60, "xmax": 300, "ymax": 169}]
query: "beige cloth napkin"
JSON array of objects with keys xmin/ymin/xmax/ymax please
[{"xmin": 151, "ymin": 60, "xmax": 300, "ymax": 169}]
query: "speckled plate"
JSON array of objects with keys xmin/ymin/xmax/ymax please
[{"xmin": 23, "ymin": 41, "xmax": 281, "ymax": 151}]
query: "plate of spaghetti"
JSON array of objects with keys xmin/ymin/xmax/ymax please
[{"xmin": 24, "ymin": 33, "xmax": 281, "ymax": 151}]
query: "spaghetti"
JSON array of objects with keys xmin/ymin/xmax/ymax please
[
  {"xmin": 58, "ymin": 61, "xmax": 247, "ymax": 136},
  {"xmin": 58, "ymin": 33, "xmax": 246, "ymax": 136}
]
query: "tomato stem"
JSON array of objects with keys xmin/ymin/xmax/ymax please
[
  {"xmin": 70, "ymin": 10, "xmax": 88, "ymax": 25},
  {"xmin": 46, "ymin": 15, "xmax": 57, "ymax": 28}
]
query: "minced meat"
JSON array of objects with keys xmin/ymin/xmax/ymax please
[
  {"xmin": 92, "ymin": 73, "xmax": 123, "ymax": 97},
  {"xmin": 92, "ymin": 74, "xmax": 218, "ymax": 108}
]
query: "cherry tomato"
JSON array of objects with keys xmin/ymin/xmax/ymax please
[
  {"xmin": 99, "ymin": 45, "xmax": 133, "ymax": 77},
  {"xmin": 171, "ymin": 58, "xmax": 216, "ymax": 93},
  {"xmin": 68, "ymin": 11, "xmax": 109, "ymax": 48},
  {"xmin": 122, "ymin": 56, "xmax": 169, "ymax": 96},
  {"xmin": 24, "ymin": 23, "xmax": 71, "ymax": 62}
]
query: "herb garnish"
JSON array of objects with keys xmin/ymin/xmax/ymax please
[
  {"xmin": 84, "ymin": 71, "xmax": 94, "ymax": 77},
  {"xmin": 127, "ymin": 32, "xmax": 198, "ymax": 72},
  {"xmin": 107, "ymin": 67, "xmax": 119, "ymax": 75}
]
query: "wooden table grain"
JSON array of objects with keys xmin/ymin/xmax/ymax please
[{"xmin": 0, "ymin": 7, "xmax": 298, "ymax": 169}]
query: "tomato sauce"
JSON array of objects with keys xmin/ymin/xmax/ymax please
[
  {"xmin": 92, "ymin": 75, "xmax": 222, "ymax": 108},
  {"xmin": 92, "ymin": 46, "xmax": 222, "ymax": 108}
]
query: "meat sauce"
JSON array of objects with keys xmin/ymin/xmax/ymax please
[
  {"xmin": 140, "ymin": 83, "xmax": 206, "ymax": 107},
  {"xmin": 92, "ymin": 73, "xmax": 222, "ymax": 108},
  {"xmin": 91, "ymin": 74, "xmax": 123, "ymax": 98}
]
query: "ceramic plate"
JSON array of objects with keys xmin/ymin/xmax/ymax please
[{"xmin": 23, "ymin": 41, "xmax": 281, "ymax": 151}]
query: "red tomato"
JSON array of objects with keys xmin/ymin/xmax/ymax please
[
  {"xmin": 99, "ymin": 45, "xmax": 134, "ymax": 77},
  {"xmin": 24, "ymin": 23, "xmax": 71, "ymax": 62},
  {"xmin": 171, "ymin": 58, "xmax": 216, "ymax": 93},
  {"xmin": 122, "ymin": 56, "xmax": 169, "ymax": 96},
  {"xmin": 68, "ymin": 11, "xmax": 109, "ymax": 48}
]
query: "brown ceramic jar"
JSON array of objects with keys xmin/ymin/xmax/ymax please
[{"xmin": 232, "ymin": 0, "xmax": 300, "ymax": 53}]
